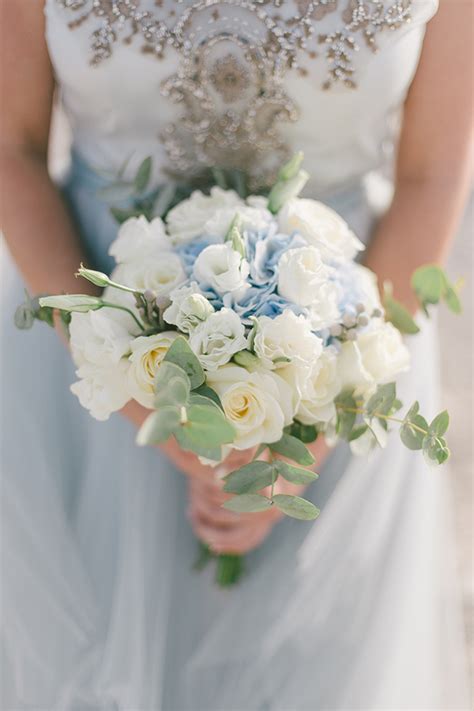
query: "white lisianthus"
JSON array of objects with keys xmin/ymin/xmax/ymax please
[
  {"xmin": 189, "ymin": 308, "xmax": 248, "ymax": 371},
  {"xmin": 166, "ymin": 187, "xmax": 243, "ymax": 244},
  {"xmin": 278, "ymin": 246, "xmax": 340, "ymax": 329},
  {"xmin": 204, "ymin": 204, "xmax": 274, "ymax": 240},
  {"xmin": 295, "ymin": 347, "xmax": 342, "ymax": 424},
  {"xmin": 193, "ymin": 243, "xmax": 249, "ymax": 295},
  {"xmin": 128, "ymin": 332, "xmax": 179, "ymax": 408},
  {"xmin": 207, "ymin": 365, "xmax": 294, "ymax": 449},
  {"xmin": 71, "ymin": 361, "xmax": 130, "ymax": 421},
  {"xmin": 163, "ymin": 282, "xmax": 214, "ymax": 333},
  {"xmin": 68, "ymin": 309, "xmax": 133, "ymax": 420},
  {"xmin": 69, "ymin": 309, "xmax": 132, "ymax": 369},
  {"xmin": 114, "ymin": 253, "xmax": 186, "ymax": 299},
  {"xmin": 278, "ymin": 198, "xmax": 364, "ymax": 262},
  {"xmin": 357, "ymin": 322, "xmax": 410, "ymax": 383},
  {"xmin": 253, "ymin": 309, "xmax": 323, "ymax": 370},
  {"xmin": 109, "ymin": 216, "xmax": 170, "ymax": 264}
]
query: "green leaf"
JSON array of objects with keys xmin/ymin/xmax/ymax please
[
  {"xmin": 429, "ymin": 410, "xmax": 449, "ymax": 436},
  {"xmin": 272, "ymin": 494, "xmax": 320, "ymax": 521},
  {"xmin": 164, "ymin": 336, "xmax": 205, "ymax": 389},
  {"xmin": 400, "ymin": 413, "xmax": 429, "ymax": 450},
  {"xmin": 38, "ymin": 295, "xmax": 104, "ymax": 313},
  {"xmin": 176, "ymin": 403, "xmax": 235, "ymax": 452},
  {"xmin": 411, "ymin": 265, "xmax": 446, "ymax": 306},
  {"xmin": 97, "ymin": 181, "xmax": 135, "ymax": 202},
  {"xmin": 274, "ymin": 460, "xmax": 318, "ymax": 484},
  {"xmin": 232, "ymin": 350, "xmax": 260, "ymax": 369},
  {"xmin": 110, "ymin": 206, "xmax": 144, "ymax": 224},
  {"xmin": 36, "ymin": 305, "xmax": 55, "ymax": 327},
  {"xmin": 348, "ymin": 424, "xmax": 368, "ymax": 442},
  {"xmin": 444, "ymin": 285, "xmax": 462, "ymax": 314},
  {"xmin": 286, "ymin": 421, "xmax": 318, "ymax": 444},
  {"xmin": 335, "ymin": 391, "xmax": 357, "ymax": 440},
  {"xmin": 277, "ymin": 151, "xmax": 304, "ymax": 181},
  {"xmin": 223, "ymin": 461, "xmax": 276, "ymax": 494},
  {"xmin": 154, "ymin": 361, "xmax": 191, "ymax": 408},
  {"xmin": 383, "ymin": 286, "xmax": 420, "ymax": 335},
  {"xmin": 268, "ymin": 433, "xmax": 315, "ymax": 466},
  {"xmin": 136, "ymin": 406, "xmax": 181, "ymax": 445},
  {"xmin": 134, "ymin": 156, "xmax": 152, "ymax": 193},
  {"xmin": 14, "ymin": 302, "xmax": 35, "ymax": 329},
  {"xmin": 365, "ymin": 382, "xmax": 396, "ymax": 418},
  {"xmin": 222, "ymin": 494, "xmax": 273, "ymax": 514},
  {"xmin": 192, "ymin": 384, "xmax": 223, "ymax": 410},
  {"xmin": 422, "ymin": 434, "xmax": 450, "ymax": 466}
]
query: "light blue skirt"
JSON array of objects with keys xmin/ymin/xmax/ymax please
[{"xmin": 1, "ymin": 154, "xmax": 469, "ymax": 710}]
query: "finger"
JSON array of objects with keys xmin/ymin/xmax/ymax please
[
  {"xmin": 191, "ymin": 515, "xmax": 272, "ymax": 554},
  {"xmin": 189, "ymin": 479, "xmax": 229, "ymax": 506},
  {"xmin": 189, "ymin": 498, "xmax": 241, "ymax": 528}
]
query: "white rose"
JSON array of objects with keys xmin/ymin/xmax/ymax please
[
  {"xmin": 351, "ymin": 264, "xmax": 383, "ymax": 313},
  {"xmin": 357, "ymin": 322, "xmax": 410, "ymax": 384},
  {"xmin": 109, "ymin": 216, "xmax": 170, "ymax": 264},
  {"xmin": 71, "ymin": 361, "xmax": 130, "ymax": 421},
  {"xmin": 337, "ymin": 340, "xmax": 375, "ymax": 396},
  {"xmin": 189, "ymin": 308, "xmax": 247, "ymax": 371},
  {"xmin": 193, "ymin": 243, "xmax": 249, "ymax": 295},
  {"xmin": 253, "ymin": 309, "xmax": 323, "ymax": 370},
  {"xmin": 163, "ymin": 282, "xmax": 214, "ymax": 333},
  {"xmin": 278, "ymin": 246, "xmax": 340, "ymax": 329},
  {"xmin": 295, "ymin": 347, "xmax": 342, "ymax": 424},
  {"xmin": 207, "ymin": 365, "xmax": 294, "ymax": 449},
  {"xmin": 278, "ymin": 198, "xmax": 364, "ymax": 262},
  {"xmin": 128, "ymin": 332, "xmax": 179, "ymax": 408},
  {"xmin": 166, "ymin": 187, "xmax": 243, "ymax": 244},
  {"xmin": 114, "ymin": 252, "xmax": 186, "ymax": 299}
]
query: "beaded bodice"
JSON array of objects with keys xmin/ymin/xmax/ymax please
[{"xmin": 45, "ymin": 0, "xmax": 438, "ymax": 192}]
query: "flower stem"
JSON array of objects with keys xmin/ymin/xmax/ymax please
[
  {"xmin": 336, "ymin": 405, "xmax": 428, "ymax": 436},
  {"xmin": 101, "ymin": 301, "xmax": 145, "ymax": 331}
]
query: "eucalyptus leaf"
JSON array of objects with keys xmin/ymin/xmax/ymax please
[
  {"xmin": 192, "ymin": 384, "xmax": 223, "ymax": 410},
  {"xmin": 222, "ymin": 494, "xmax": 273, "ymax": 514},
  {"xmin": 272, "ymin": 494, "xmax": 320, "ymax": 521},
  {"xmin": 164, "ymin": 337, "xmax": 205, "ymax": 389},
  {"xmin": 365, "ymin": 383, "xmax": 396, "ymax": 418},
  {"xmin": 274, "ymin": 461, "xmax": 318, "ymax": 484},
  {"xmin": 37, "ymin": 305, "xmax": 55, "ymax": 328},
  {"xmin": 110, "ymin": 206, "xmax": 145, "ymax": 224},
  {"xmin": 422, "ymin": 434, "xmax": 450, "ymax": 466},
  {"xmin": 383, "ymin": 288, "xmax": 420, "ymax": 335},
  {"xmin": 286, "ymin": 421, "xmax": 318, "ymax": 444},
  {"xmin": 223, "ymin": 461, "xmax": 275, "ymax": 494},
  {"xmin": 268, "ymin": 433, "xmax": 315, "ymax": 466},
  {"xmin": 134, "ymin": 156, "xmax": 152, "ymax": 193},
  {"xmin": 136, "ymin": 407, "xmax": 181, "ymax": 446},
  {"xmin": 444, "ymin": 285, "xmax": 462, "ymax": 314},
  {"xmin": 155, "ymin": 375, "xmax": 191, "ymax": 409},
  {"xmin": 411, "ymin": 265, "xmax": 446, "ymax": 306},
  {"xmin": 14, "ymin": 302, "xmax": 35, "ymax": 329},
  {"xmin": 177, "ymin": 403, "xmax": 235, "ymax": 451},
  {"xmin": 348, "ymin": 424, "xmax": 369, "ymax": 442},
  {"xmin": 400, "ymin": 413, "xmax": 429, "ymax": 450},
  {"xmin": 429, "ymin": 410, "xmax": 449, "ymax": 437},
  {"xmin": 336, "ymin": 391, "xmax": 357, "ymax": 440}
]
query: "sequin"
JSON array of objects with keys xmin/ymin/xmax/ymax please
[{"xmin": 57, "ymin": 0, "xmax": 412, "ymax": 186}]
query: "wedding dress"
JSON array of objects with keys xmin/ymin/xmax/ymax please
[{"xmin": 1, "ymin": 1, "xmax": 470, "ymax": 709}]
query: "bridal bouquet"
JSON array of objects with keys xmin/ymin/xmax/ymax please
[{"xmin": 16, "ymin": 154, "xmax": 460, "ymax": 584}]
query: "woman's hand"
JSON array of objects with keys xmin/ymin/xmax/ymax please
[{"xmin": 188, "ymin": 436, "xmax": 331, "ymax": 555}]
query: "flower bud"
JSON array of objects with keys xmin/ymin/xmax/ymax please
[{"xmin": 76, "ymin": 265, "xmax": 110, "ymax": 287}]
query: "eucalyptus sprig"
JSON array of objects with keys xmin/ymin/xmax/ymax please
[
  {"xmin": 335, "ymin": 383, "xmax": 450, "ymax": 466},
  {"xmin": 383, "ymin": 264, "xmax": 462, "ymax": 335}
]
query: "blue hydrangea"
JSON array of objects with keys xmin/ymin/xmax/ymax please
[
  {"xmin": 174, "ymin": 238, "xmax": 214, "ymax": 278},
  {"xmin": 245, "ymin": 224, "xmax": 306, "ymax": 287}
]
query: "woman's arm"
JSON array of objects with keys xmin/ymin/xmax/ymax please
[
  {"xmin": 0, "ymin": 1, "xmax": 93, "ymax": 295},
  {"xmin": 365, "ymin": 0, "xmax": 473, "ymax": 313}
]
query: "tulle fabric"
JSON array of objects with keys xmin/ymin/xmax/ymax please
[{"xmin": 1, "ymin": 160, "xmax": 469, "ymax": 709}]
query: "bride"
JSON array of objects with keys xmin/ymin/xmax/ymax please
[{"xmin": 1, "ymin": 1, "xmax": 471, "ymax": 708}]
